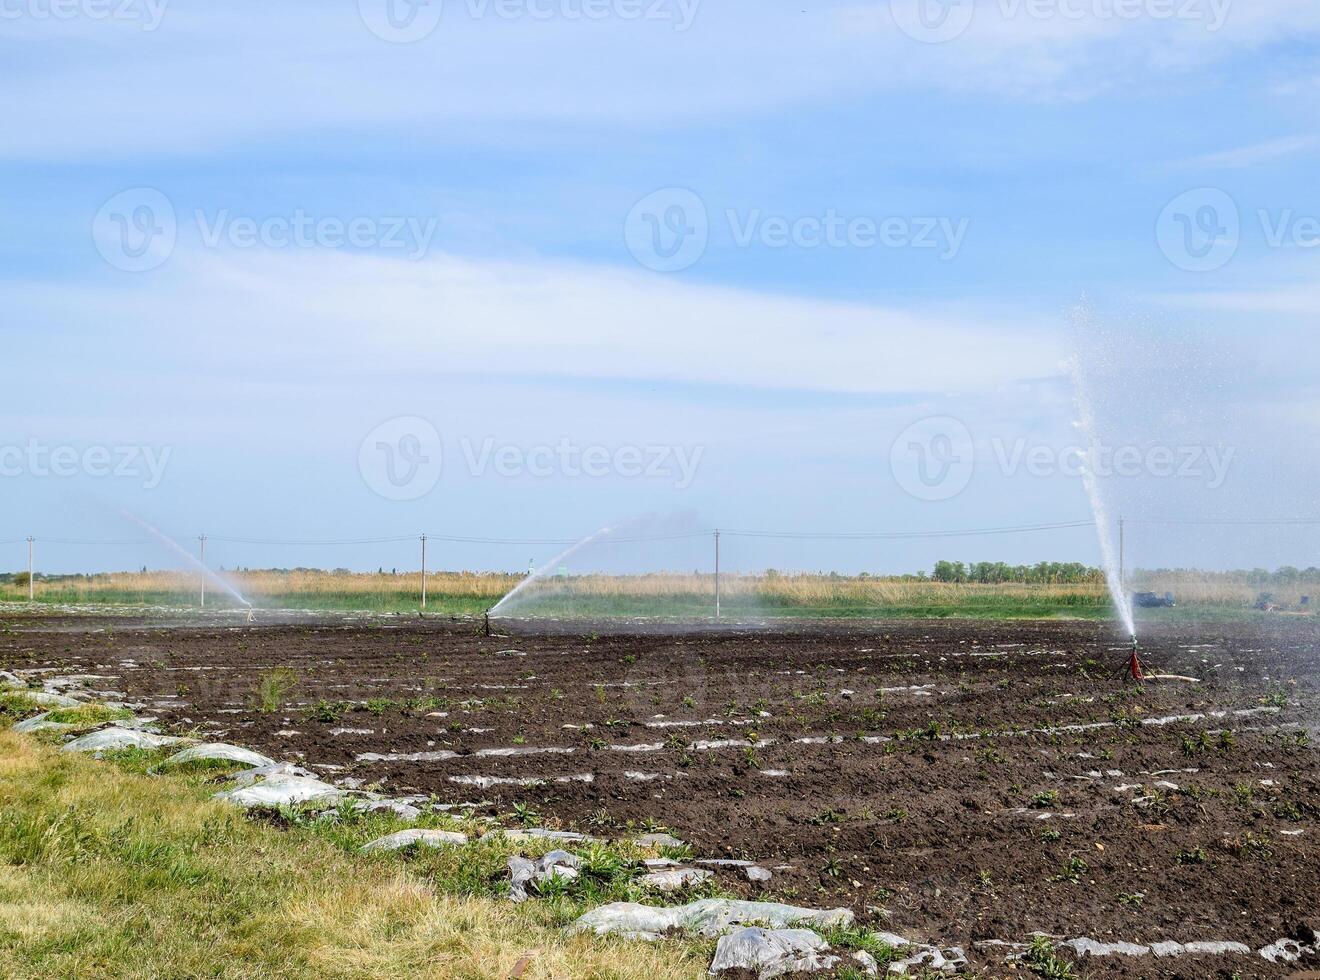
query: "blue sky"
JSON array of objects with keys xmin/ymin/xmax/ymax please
[{"xmin": 4, "ymin": 0, "xmax": 1320, "ymax": 575}]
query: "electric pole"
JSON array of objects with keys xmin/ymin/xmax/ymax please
[
  {"xmin": 198, "ymin": 534, "xmax": 207, "ymax": 607},
  {"xmin": 26, "ymin": 536, "xmax": 34, "ymax": 602},
  {"xmin": 714, "ymin": 529, "xmax": 721, "ymax": 620},
  {"xmin": 420, "ymin": 534, "xmax": 428, "ymax": 609}
]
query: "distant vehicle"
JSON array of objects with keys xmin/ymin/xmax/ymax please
[
  {"xmin": 1133, "ymin": 591, "xmax": 1175, "ymax": 608},
  {"xmin": 1254, "ymin": 592, "xmax": 1277, "ymax": 611}
]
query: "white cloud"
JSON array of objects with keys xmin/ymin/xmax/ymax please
[
  {"xmin": 4, "ymin": 0, "xmax": 1320, "ymax": 159},
  {"xmin": 10, "ymin": 246, "xmax": 1064, "ymax": 395},
  {"xmin": 1172, "ymin": 134, "xmax": 1320, "ymax": 171},
  {"xmin": 1152, "ymin": 283, "xmax": 1320, "ymax": 313}
]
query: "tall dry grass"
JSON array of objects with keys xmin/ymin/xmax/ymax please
[
  {"xmin": 2, "ymin": 568, "xmax": 1110, "ymax": 605},
  {"xmin": 8, "ymin": 567, "xmax": 1303, "ymax": 612}
]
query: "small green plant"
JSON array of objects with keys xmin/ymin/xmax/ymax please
[
  {"xmin": 1030, "ymin": 790, "xmax": 1060, "ymax": 809},
  {"xmin": 365, "ymin": 697, "xmax": 394, "ymax": 716},
  {"xmin": 254, "ymin": 667, "xmax": 297, "ymax": 713},
  {"xmin": 821, "ymin": 926, "xmax": 900, "ymax": 965},
  {"xmin": 577, "ymin": 842, "xmax": 628, "ymax": 879},
  {"xmin": 807, "ymin": 809, "xmax": 846, "ymax": 826},
  {"xmin": 1051, "ymin": 856, "xmax": 1088, "ymax": 883},
  {"xmin": 1174, "ymin": 846, "xmax": 1207, "ymax": 865},
  {"xmin": 1022, "ymin": 935, "xmax": 1076, "ymax": 979},
  {"xmin": 305, "ymin": 699, "xmax": 345, "ymax": 723},
  {"xmin": 1260, "ymin": 685, "xmax": 1288, "ymax": 708},
  {"xmin": 1040, "ymin": 829, "xmax": 1062, "ymax": 843},
  {"xmin": 510, "ymin": 802, "xmax": 540, "ymax": 827},
  {"xmin": 1222, "ymin": 833, "xmax": 1273, "ymax": 859},
  {"xmin": 1117, "ymin": 891, "xmax": 1144, "ymax": 907}
]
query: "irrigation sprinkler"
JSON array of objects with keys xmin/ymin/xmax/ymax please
[
  {"xmin": 1124, "ymin": 634, "xmax": 1146, "ymax": 682},
  {"xmin": 483, "ymin": 611, "xmax": 491, "ymax": 636},
  {"xmin": 1117, "ymin": 633, "xmax": 1198, "ymax": 685}
]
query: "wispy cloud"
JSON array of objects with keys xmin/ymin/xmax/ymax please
[
  {"xmin": 8, "ymin": 247, "xmax": 1066, "ymax": 395},
  {"xmin": 1172, "ymin": 134, "xmax": 1320, "ymax": 171},
  {"xmin": 5, "ymin": 0, "xmax": 1320, "ymax": 160}
]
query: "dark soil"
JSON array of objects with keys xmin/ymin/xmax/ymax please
[{"xmin": 4, "ymin": 613, "xmax": 1319, "ymax": 978}]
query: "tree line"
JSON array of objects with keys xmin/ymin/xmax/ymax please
[{"xmin": 929, "ymin": 561, "xmax": 1104, "ymax": 584}]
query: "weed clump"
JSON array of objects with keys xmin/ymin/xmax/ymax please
[{"xmin": 254, "ymin": 667, "xmax": 297, "ymax": 713}]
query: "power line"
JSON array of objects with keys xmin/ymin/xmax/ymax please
[
  {"xmin": 722, "ymin": 520, "xmax": 1096, "ymax": 540},
  {"xmin": 1126, "ymin": 518, "xmax": 1320, "ymax": 527},
  {"xmin": 207, "ymin": 534, "xmax": 419, "ymax": 546},
  {"xmin": 36, "ymin": 537, "xmax": 150, "ymax": 546},
  {"xmin": 6, "ymin": 517, "xmax": 1318, "ymax": 551}
]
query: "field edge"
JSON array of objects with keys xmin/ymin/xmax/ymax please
[{"xmin": 0, "ymin": 730, "xmax": 711, "ymax": 980}]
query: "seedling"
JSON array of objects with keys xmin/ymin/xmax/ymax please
[
  {"xmin": 1051, "ymin": 856, "xmax": 1088, "ymax": 883},
  {"xmin": 1022, "ymin": 936, "xmax": 1077, "ymax": 979}
]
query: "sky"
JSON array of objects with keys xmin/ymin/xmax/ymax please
[{"xmin": 3, "ymin": 0, "xmax": 1320, "ymax": 576}]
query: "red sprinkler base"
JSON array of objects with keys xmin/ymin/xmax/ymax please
[{"xmin": 1128, "ymin": 648, "xmax": 1145, "ymax": 681}]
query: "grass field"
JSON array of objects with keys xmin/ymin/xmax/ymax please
[
  {"xmin": 0, "ymin": 569, "xmax": 1310, "ymax": 621},
  {"xmin": 0, "ymin": 728, "xmax": 710, "ymax": 980}
]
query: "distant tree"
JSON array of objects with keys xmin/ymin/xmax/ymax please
[
  {"xmin": 931, "ymin": 560, "xmax": 1103, "ymax": 585},
  {"xmin": 932, "ymin": 561, "xmax": 967, "ymax": 583}
]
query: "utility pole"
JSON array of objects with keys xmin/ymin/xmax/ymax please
[
  {"xmin": 198, "ymin": 534, "xmax": 207, "ymax": 607},
  {"xmin": 26, "ymin": 536, "xmax": 34, "ymax": 602},
  {"xmin": 420, "ymin": 534, "xmax": 428, "ymax": 609},
  {"xmin": 714, "ymin": 529, "xmax": 721, "ymax": 620}
]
